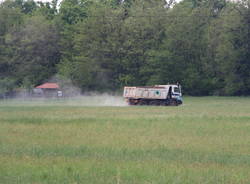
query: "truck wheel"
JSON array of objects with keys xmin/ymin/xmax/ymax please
[
  {"xmin": 160, "ymin": 101, "xmax": 167, "ymax": 106},
  {"xmin": 128, "ymin": 99, "xmax": 137, "ymax": 105},
  {"xmin": 165, "ymin": 99, "xmax": 170, "ymax": 106},
  {"xmin": 138, "ymin": 100, "xmax": 148, "ymax": 106},
  {"xmin": 170, "ymin": 99, "xmax": 177, "ymax": 106},
  {"xmin": 149, "ymin": 100, "xmax": 157, "ymax": 106}
]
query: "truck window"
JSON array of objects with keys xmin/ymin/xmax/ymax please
[{"xmin": 174, "ymin": 87, "xmax": 180, "ymax": 93}]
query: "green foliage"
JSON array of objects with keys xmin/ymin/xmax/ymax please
[
  {"xmin": 59, "ymin": 0, "xmax": 90, "ymax": 25},
  {"xmin": 0, "ymin": 4, "xmax": 23, "ymax": 93},
  {"xmin": 36, "ymin": 0, "xmax": 58, "ymax": 20},
  {"xmin": 0, "ymin": 77, "xmax": 16, "ymax": 95},
  {"xmin": 1, "ymin": 0, "xmax": 38, "ymax": 14},
  {"xmin": 0, "ymin": 0, "xmax": 250, "ymax": 95},
  {"xmin": 6, "ymin": 15, "xmax": 60, "ymax": 88}
]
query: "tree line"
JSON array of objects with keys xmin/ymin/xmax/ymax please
[{"xmin": 0, "ymin": 0, "xmax": 249, "ymax": 96}]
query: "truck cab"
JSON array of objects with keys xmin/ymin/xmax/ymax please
[
  {"xmin": 171, "ymin": 85, "xmax": 182, "ymax": 105},
  {"xmin": 156, "ymin": 84, "xmax": 182, "ymax": 105}
]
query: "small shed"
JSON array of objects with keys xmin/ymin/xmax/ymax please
[{"xmin": 34, "ymin": 83, "xmax": 62, "ymax": 97}]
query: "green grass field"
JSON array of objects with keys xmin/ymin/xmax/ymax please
[{"xmin": 0, "ymin": 97, "xmax": 250, "ymax": 184}]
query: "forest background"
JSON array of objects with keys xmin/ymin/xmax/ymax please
[{"xmin": 0, "ymin": 0, "xmax": 249, "ymax": 96}]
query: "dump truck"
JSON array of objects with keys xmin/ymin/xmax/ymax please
[{"xmin": 123, "ymin": 84, "xmax": 182, "ymax": 106}]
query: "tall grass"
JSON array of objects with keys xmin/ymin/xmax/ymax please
[{"xmin": 0, "ymin": 97, "xmax": 250, "ymax": 183}]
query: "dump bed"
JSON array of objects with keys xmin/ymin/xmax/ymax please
[{"xmin": 123, "ymin": 86, "xmax": 170, "ymax": 100}]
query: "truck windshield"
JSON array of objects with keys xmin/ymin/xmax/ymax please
[{"xmin": 174, "ymin": 87, "xmax": 180, "ymax": 93}]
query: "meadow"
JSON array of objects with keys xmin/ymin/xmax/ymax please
[{"xmin": 0, "ymin": 96, "xmax": 250, "ymax": 184}]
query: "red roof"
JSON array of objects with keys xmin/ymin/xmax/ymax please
[{"xmin": 36, "ymin": 83, "xmax": 59, "ymax": 89}]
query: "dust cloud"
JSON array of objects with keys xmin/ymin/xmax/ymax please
[
  {"xmin": 0, "ymin": 94, "xmax": 128, "ymax": 107},
  {"xmin": 0, "ymin": 77, "xmax": 128, "ymax": 107},
  {"xmin": 62, "ymin": 94, "xmax": 128, "ymax": 107}
]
